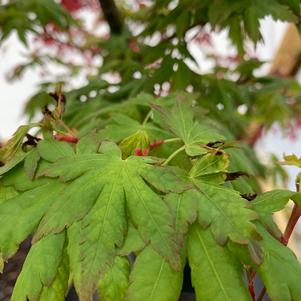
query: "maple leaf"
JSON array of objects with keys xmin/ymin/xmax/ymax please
[
  {"xmin": 0, "ymin": 124, "xmax": 39, "ymax": 164},
  {"xmin": 189, "ymin": 151, "xmax": 229, "ymax": 184},
  {"xmin": 127, "ymin": 245, "xmax": 183, "ymax": 301},
  {"xmin": 252, "ymin": 189, "xmax": 301, "ymax": 215},
  {"xmin": 127, "ymin": 189, "xmax": 197, "ymax": 301},
  {"xmin": 100, "ymin": 113, "xmax": 168, "ymax": 143},
  {"xmin": 165, "ymin": 190, "xmax": 198, "ymax": 245},
  {"xmin": 229, "ymin": 223, "xmax": 301, "ymax": 301},
  {"xmin": 152, "ymin": 100, "xmax": 225, "ymax": 156},
  {"xmin": 188, "ymin": 224, "xmax": 252, "ymax": 301},
  {"xmin": 11, "ymin": 232, "xmax": 67, "ymax": 301},
  {"xmin": 192, "ymin": 181, "xmax": 260, "ymax": 245},
  {"xmin": 0, "ymin": 180, "xmax": 65, "ymax": 261},
  {"xmin": 283, "ymin": 154, "xmax": 301, "ymax": 167},
  {"xmin": 32, "ymin": 139, "xmax": 188, "ymax": 299},
  {"xmin": 39, "ymin": 245, "xmax": 69, "ymax": 301},
  {"xmin": 98, "ymin": 256, "xmax": 130, "ymax": 301}
]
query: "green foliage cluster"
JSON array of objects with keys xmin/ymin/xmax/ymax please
[
  {"xmin": 0, "ymin": 0, "xmax": 74, "ymax": 45},
  {"xmin": 1, "ymin": 0, "xmax": 301, "ymax": 300}
]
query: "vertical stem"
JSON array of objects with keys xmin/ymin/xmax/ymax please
[
  {"xmin": 282, "ymin": 173, "xmax": 301, "ymax": 246},
  {"xmin": 98, "ymin": 0, "xmax": 123, "ymax": 34},
  {"xmin": 282, "ymin": 204, "xmax": 301, "ymax": 246},
  {"xmin": 256, "ymin": 287, "xmax": 266, "ymax": 301}
]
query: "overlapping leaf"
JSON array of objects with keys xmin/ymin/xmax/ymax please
[
  {"xmin": 189, "ymin": 151, "xmax": 229, "ymax": 184},
  {"xmin": 252, "ymin": 189, "xmax": 301, "ymax": 215},
  {"xmin": 31, "ymin": 139, "xmax": 189, "ymax": 299},
  {"xmin": 229, "ymin": 223, "xmax": 301, "ymax": 301},
  {"xmin": 11, "ymin": 232, "xmax": 67, "ymax": 301},
  {"xmin": 98, "ymin": 256, "xmax": 130, "ymax": 301},
  {"xmin": 193, "ymin": 181, "xmax": 260, "ymax": 244},
  {"xmin": 152, "ymin": 100, "xmax": 225, "ymax": 156},
  {"xmin": 127, "ymin": 246, "xmax": 183, "ymax": 301},
  {"xmin": 100, "ymin": 113, "xmax": 168, "ymax": 143},
  {"xmin": 0, "ymin": 180, "xmax": 64, "ymax": 261},
  {"xmin": 188, "ymin": 224, "xmax": 252, "ymax": 301}
]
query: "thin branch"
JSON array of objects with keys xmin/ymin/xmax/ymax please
[
  {"xmin": 282, "ymin": 204, "xmax": 301, "ymax": 246},
  {"xmin": 98, "ymin": 0, "xmax": 123, "ymax": 34},
  {"xmin": 256, "ymin": 287, "xmax": 266, "ymax": 301},
  {"xmin": 162, "ymin": 145, "xmax": 185, "ymax": 166},
  {"xmin": 282, "ymin": 175, "xmax": 301, "ymax": 245}
]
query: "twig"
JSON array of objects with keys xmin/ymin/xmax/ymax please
[
  {"xmin": 256, "ymin": 287, "xmax": 266, "ymax": 301},
  {"xmin": 282, "ymin": 174, "xmax": 301, "ymax": 245},
  {"xmin": 98, "ymin": 0, "xmax": 123, "ymax": 34},
  {"xmin": 162, "ymin": 145, "xmax": 185, "ymax": 166},
  {"xmin": 142, "ymin": 110, "xmax": 153, "ymax": 126},
  {"xmin": 282, "ymin": 204, "xmax": 301, "ymax": 246}
]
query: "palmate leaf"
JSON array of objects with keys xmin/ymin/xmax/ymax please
[
  {"xmin": 75, "ymin": 172, "xmax": 127, "ymax": 300},
  {"xmin": 98, "ymin": 256, "xmax": 130, "ymax": 301},
  {"xmin": 152, "ymin": 100, "xmax": 225, "ymax": 156},
  {"xmin": 189, "ymin": 151, "xmax": 229, "ymax": 184},
  {"xmin": 11, "ymin": 232, "xmax": 67, "ymax": 301},
  {"xmin": 100, "ymin": 113, "xmax": 168, "ymax": 143},
  {"xmin": 39, "ymin": 245, "xmax": 69, "ymax": 301},
  {"xmin": 127, "ymin": 189, "xmax": 198, "ymax": 301},
  {"xmin": 188, "ymin": 224, "xmax": 252, "ymax": 301},
  {"xmin": 165, "ymin": 190, "xmax": 198, "ymax": 244},
  {"xmin": 251, "ymin": 189, "xmax": 301, "ymax": 239},
  {"xmin": 127, "ymin": 246, "xmax": 183, "ymax": 301},
  {"xmin": 244, "ymin": 0, "xmax": 297, "ymax": 42},
  {"xmin": 0, "ymin": 183, "xmax": 18, "ymax": 205},
  {"xmin": 0, "ymin": 123, "xmax": 39, "ymax": 164},
  {"xmin": 254, "ymin": 224, "xmax": 301, "ymax": 301},
  {"xmin": 252, "ymin": 189, "xmax": 301, "ymax": 214},
  {"xmin": 117, "ymin": 223, "xmax": 145, "ymax": 256},
  {"xmin": 192, "ymin": 181, "xmax": 260, "ymax": 245},
  {"xmin": 229, "ymin": 223, "xmax": 301, "ymax": 301},
  {"xmin": 0, "ymin": 180, "xmax": 64, "ymax": 261},
  {"xmin": 283, "ymin": 154, "xmax": 301, "ymax": 167},
  {"xmin": 32, "ymin": 139, "xmax": 188, "ymax": 299}
]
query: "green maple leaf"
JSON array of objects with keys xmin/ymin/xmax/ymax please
[
  {"xmin": 188, "ymin": 224, "xmax": 252, "ymax": 301},
  {"xmin": 98, "ymin": 256, "xmax": 130, "ymax": 301},
  {"xmin": 165, "ymin": 190, "xmax": 198, "ymax": 244},
  {"xmin": 39, "ymin": 246, "xmax": 69, "ymax": 301},
  {"xmin": 24, "ymin": 148, "xmax": 41, "ymax": 180},
  {"xmin": 100, "ymin": 113, "xmax": 168, "ymax": 142},
  {"xmin": 229, "ymin": 223, "xmax": 301, "ymax": 301},
  {"xmin": 255, "ymin": 224, "xmax": 301, "ymax": 301},
  {"xmin": 117, "ymin": 223, "xmax": 145, "ymax": 256},
  {"xmin": 0, "ymin": 180, "xmax": 64, "ymax": 261},
  {"xmin": 252, "ymin": 189, "xmax": 301, "ymax": 215},
  {"xmin": 0, "ymin": 150, "xmax": 28, "ymax": 176},
  {"xmin": 126, "ymin": 190, "xmax": 198, "ymax": 301},
  {"xmin": 67, "ymin": 223, "xmax": 82, "ymax": 296},
  {"xmin": 283, "ymin": 154, "xmax": 301, "ymax": 167},
  {"xmin": 244, "ymin": 0, "xmax": 297, "ymax": 42},
  {"xmin": 152, "ymin": 100, "xmax": 224, "ymax": 156},
  {"xmin": 250, "ymin": 189, "xmax": 301, "ymax": 242},
  {"xmin": 33, "ymin": 139, "xmax": 187, "ymax": 299},
  {"xmin": 0, "ymin": 183, "xmax": 18, "ymax": 205},
  {"xmin": 0, "ymin": 124, "xmax": 38, "ymax": 164},
  {"xmin": 11, "ymin": 232, "xmax": 66, "ymax": 301},
  {"xmin": 189, "ymin": 151, "xmax": 229, "ymax": 184},
  {"xmin": 119, "ymin": 129, "xmax": 150, "ymax": 157},
  {"xmin": 127, "ymin": 245, "xmax": 183, "ymax": 301},
  {"xmin": 192, "ymin": 181, "xmax": 260, "ymax": 244}
]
